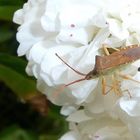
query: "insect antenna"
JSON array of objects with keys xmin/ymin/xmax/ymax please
[
  {"xmin": 52, "ymin": 77, "xmax": 87, "ymax": 100},
  {"xmin": 64, "ymin": 77, "xmax": 87, "ymax": 87},
  {"xmin": 55, "ymin": 53, "xmax": 87, "ymax": 76},
  {"xmin": 53, "ymin": 53, "xmax": 88, "ymax": 99}
]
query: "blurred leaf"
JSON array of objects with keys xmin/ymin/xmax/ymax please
[
  {"xmin": 0, "ymin": 53, "xmax": 27, "ymax": 75},
  {"xmin": 39, "ymin": 135, "xmax": 59, "ymax": 140},
  {"xmin": 0, "ymin": 125, "xmax": 38, "ymax": 140},
  {"xmin": 0, "ymin": 28, "xmax": 14, "ymax": 42},
  {"xmin": 0, "ymin": 54, "xmax": 49, "ymax": 115},
  {"xmin": 0, "ymin": 0, "xmax": 25, "ymax": 6},
  {"xmin": 0, "ymin": 64, "xmax": 37, "ymax": 99},
  {"xmin": 0, "ymin": 6, "xmax": 19, "ymax": 21}
]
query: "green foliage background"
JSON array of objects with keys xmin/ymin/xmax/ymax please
[{"xmin": 0, "ymin": 0, "xmax": 67, "ymax": 139}]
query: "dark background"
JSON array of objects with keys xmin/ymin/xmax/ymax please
[{"xmin": 0, "ymin": 0, "xmax": 67, "ymax": 139}]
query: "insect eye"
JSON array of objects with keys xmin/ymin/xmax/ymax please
[{"xmin": 138, "ymin": 67, "xmax": 140, "ymax": 72}]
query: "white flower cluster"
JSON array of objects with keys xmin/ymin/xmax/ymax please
[
  {"xmin": 60, "ymin": 110, "xmax": 135, "ymax": 140},
  {"xmin": 13, "ymin": 0, "xmax": 140, "ymax": 139}
]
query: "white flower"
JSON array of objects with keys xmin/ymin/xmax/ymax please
[
  {"xmin": 59, "ymin": 110, "xmax": 135, "ymax": 140},
  {"xmin": 13, "ymin": 0, "xmax": 109, "ymax": 106},
  {"xmin": 13, "ymin": 0, "xmax": 140, "ymax": 114},
  {"xmin": 105, "ymin": 0, "xmax": 140, "ymax": 44},
  {"xmin": 13, "ymin": 0, "xmax": 140, "ymax": 111},
  {"xmin": 13, "ymin": 0, "xmax": 47, "ymax": 56},
  {"xmin": 14, "ymin": 0, "xmax": 140, "ymax": 139}
]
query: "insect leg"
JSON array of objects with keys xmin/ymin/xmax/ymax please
[
  {"xmin": 122, "ymin": 89, "xmax": 132, "ymax": 98},
  {"xmin": 101, "ymin": 79, "xmax": 116, "ymax": 95},
  {"xmin": 119, "ymin": 73, "xmax": 140, "ymax": 84},
  {"xmin": 104, "ymin": 87, "xmax": 114, "ymax": 95},
  {"xmin": 101, "ymin": 76, "xmax": 107, "ymax": 95},
  {"xmin": 55, "ymin": 53, "xmax": 86, "ymax": 76},
  {"xmin": 102, "ymin": 44, "xmax": 110, "ymax": 56},
  {"xmin": 101, "ymin": 76, "xmax": 118, "ymax": 95},
  {"xmin": 102, "ymin": 44, "xmax": 120, "ymax": 56},
  {"xmin": 111, "ymin": 74, "xmax": 122, "ymax": 96}
]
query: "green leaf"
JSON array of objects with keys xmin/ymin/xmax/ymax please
[
  {"xmin": 39, "ymin": 135, "xmax": 59, "ymax": 140},
  {"xmin": 0, "ymin": 53, "xmax": 27, "ymax": 75},
  {"xmin": 0, "ymin": 0, "xmax": 25, "ymax": 6},
  {"xmin": 0, "ymin": 125, "xmax": 38, "ymax": 140},
  {"xmin": 0, "ymin": 6, "xmax": 20, "ymax": 21},
  {"xmin": 0, "ymin": 64, "xmax": 37, "ymax": 99},
  {"xmin": 0, "ymin": 28, "xmax": 14, "ymax": 42}
]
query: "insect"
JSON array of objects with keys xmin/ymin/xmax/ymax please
[{"xmin": 55, "ymin": 44, "xmax": 140, "ymax": 95}]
